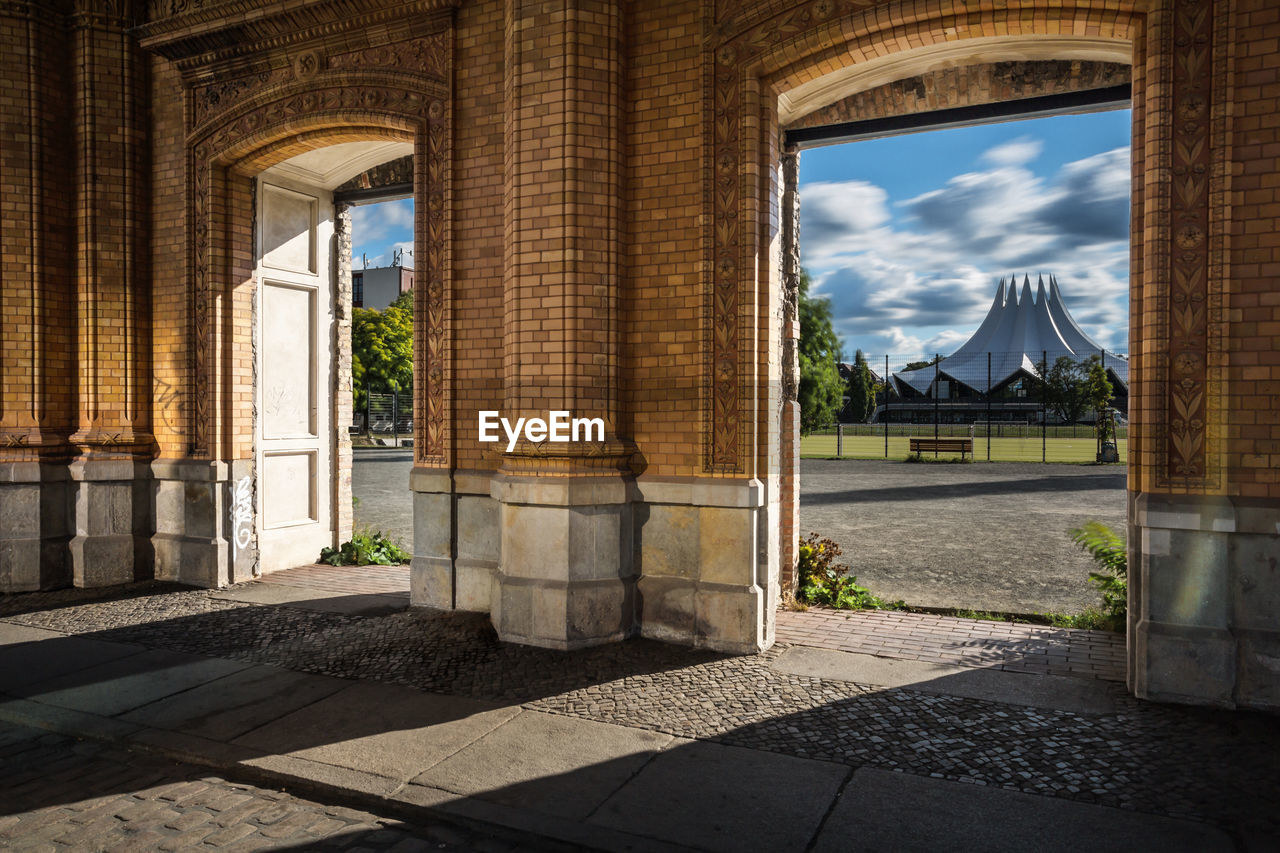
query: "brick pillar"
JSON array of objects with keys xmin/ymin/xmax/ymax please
[
  {"xmin": 66, "ymin": 0, "xmax": 153, "ymax": 587},
  {"xmin": 0, "ymin": 1, "xmax": 77, "ymax": 591},
  {"xmin": 486, "ymin": 0, "xmax": 635, "ymax": 648}
]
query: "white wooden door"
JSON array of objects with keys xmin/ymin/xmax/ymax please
[{"xmin": 255, "ymin": 178, "xmax": 335, "ymax": 572}]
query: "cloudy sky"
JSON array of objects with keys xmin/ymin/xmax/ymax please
[
  {"xmin": 351, "ymin": 198, "xmax": 414, "ymax": 270},
  {"xmin": 799, "ymin": 109, "xmax": 1131, "ymax": 366}
]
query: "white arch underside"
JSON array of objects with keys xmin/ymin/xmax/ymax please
[{"xmin": 778, "ymin": 35, "xmax": 1132, "ymax": 126}]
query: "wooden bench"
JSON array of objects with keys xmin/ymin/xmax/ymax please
[{"xmin": 909, "ymin": 437, "xmax": 973, "ymax": 458}]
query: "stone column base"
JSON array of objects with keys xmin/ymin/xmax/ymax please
[
  {"xmin": 69, "ymin": 457, "xmax": 153, "ymax": 588},
  {"xmin": 1130, "ymin": 492, "xmax": 1280, "ymax": 712},
  {"xmin": 152, "ymin": 458, "xmax": 255, "ymax": 588},
  {"xmin": 410, "ymin": 469, "xmax": 499, "ymax": 612},
  {"xmin": 0, "ymin": 461, "xmax": 72, "ymax": 592},
  {"xmin": 632, "ymin": 476, "xmax": 773, "ymax": 654},
  {"xmin": 489, "ymin": 473, "xmax": 635, "ymax": 650}
]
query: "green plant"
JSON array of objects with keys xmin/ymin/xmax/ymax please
[
  {"xmin": 1047, "ymin": 607, "xmax": 1116, "ymax": 631},
  {"xmin": 795, "ymin": 533, "xmax": 902, "ymax": 611},
  {"xmin": 320, "ymin": 530, "xmax": 410, "ymax": 566},
  {"xmin": 1069, "ymin": 521, "xmax": 1127, "ymax": 628}
]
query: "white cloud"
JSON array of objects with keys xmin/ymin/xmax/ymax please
[
  {"xmin": 800, "ymin": 143, "xmax": 1131, "ymax": 358},
  {"xmin": 351, "ymin": 198, "xmax": 414, "ymax": 267},
  {"xmin": 981, "ymin": 137, "xmax": 1043, "ymax": 167}
]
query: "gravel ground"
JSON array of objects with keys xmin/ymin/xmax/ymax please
[{"xmin": 799, "ymin": 459, "xmax": 1127, "ymax": 614}]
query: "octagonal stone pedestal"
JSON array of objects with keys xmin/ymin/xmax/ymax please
[{"xmin": 488, "ymin": 473, "xmax": 635, "ymax": 650}]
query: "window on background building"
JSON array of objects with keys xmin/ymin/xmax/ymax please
[{"xmin": 353, "ymin": 271, "xmax": 364, "ymax": 307}]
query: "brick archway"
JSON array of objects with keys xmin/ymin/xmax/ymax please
[
  {"xmin": 702, "ymin": 0, "xmax": 1241, "ymax": 706},
  {"xmin": 149, "ymin": 18, "xmax": 453, "ymax": 589}
]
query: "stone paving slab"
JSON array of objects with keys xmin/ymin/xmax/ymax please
[
  {"xmin": 811, "ymin": 766, "xmax": 1235, "ymax": 853},
  {"xmin": 772, "ymin": 646, "xmax": 1119, "ymax": 714},
  {"xmin": 0, "ymin": 721, "xmax": 551, "ymax": 852},
  {"xmin": 414, "ymin": 709, "xmax": 673, "ymax": 821},
  {"xmin": 120, "ymin": 663, "xmax": 351, "ymax": 742},
  {"xmin": 231, "ymin": 681, "xmax": 522, "ymax": 783},
  {"xmin": 590, "ymin": 739, "xmax": 851, "ymax": 853},
  {"xmin": 11, "ymin": 648, "xmax": 250, "ymax": 716},
  {"xmin": 0, "ymin": 624, "xmax": 147, "ymax": 690}
]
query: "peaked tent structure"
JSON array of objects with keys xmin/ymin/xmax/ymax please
[{"xmin": 893, "ymin": 275, "xmax": 1128, "ymax": 397}]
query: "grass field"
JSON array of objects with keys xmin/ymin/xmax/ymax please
[{"xmin": 801, "ymin": 433, "xmax": 1127, "ymax": 463}]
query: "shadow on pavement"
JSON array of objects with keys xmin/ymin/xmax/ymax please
[
  {"xmin": 2, "ymin": 584, "xmax": 1279, "ymax": 851},
  {"xmin": 801, "ymin": 473, "xmax": 1127, "ymax": 505}
]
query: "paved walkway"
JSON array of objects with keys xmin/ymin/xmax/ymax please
[
  {"xmin": 257, "ymin": 563, "xmax": 411, "ymax": 597},
  {"xmin": 1, "ymin": 583, "xmax": 1276, "ymax": 851},
  {"xmin": 777, "ymin": 608, "xmax": 1126, "ymax": 682},
  {"xmin": 0, "ymin": 722, "xmax": 529, "ymax": 852}
]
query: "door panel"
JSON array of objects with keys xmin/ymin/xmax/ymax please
[
  {"xmin": 255, "ymin": 179, "xmax": 334, "ymax": 573},
  {"xmin": 261, "ymin": 282, "xmax": 316, "ymax": 438}
]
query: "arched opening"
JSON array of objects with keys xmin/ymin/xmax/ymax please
[
  {"xmin": 250, "ymin": 139, "xmax": 414, "ymax": 573},
  {"xmin": 782, "ymin": 74, "xmax": 1133, "ymax": 621}
]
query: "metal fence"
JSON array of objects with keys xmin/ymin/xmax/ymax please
[
  {"xmin": 812, "ymin": 350, "xmax": 1129, "ymax": 463},
  {"xmin": 355, "ymin": 391, "xmax": 412, "ymax": 445}
]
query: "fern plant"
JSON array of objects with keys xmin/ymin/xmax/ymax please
[{"xmin": 1069, "ymin": 521, "xmax": 1127, "ymax": 624}]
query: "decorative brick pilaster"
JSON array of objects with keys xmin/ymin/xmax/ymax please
[{"xmin": 0, "ymin": 1, "xmax": 78, "ymax": 590}]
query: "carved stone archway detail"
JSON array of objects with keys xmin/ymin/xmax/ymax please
[{"xmin": 183, "ymin": 43, "xmax": 453, "ymax": 468}]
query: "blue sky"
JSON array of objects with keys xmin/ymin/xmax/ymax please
[
  {"xmin": 799, "ymin": 108, "xmax": 1131, "ymax": 365},
  {"xmin": 351, "ymin": 198, "xmax": 414, "ymax": 271}
]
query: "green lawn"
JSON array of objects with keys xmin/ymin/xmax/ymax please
[{"xmin": 801, "ymin": 433, "xmax": 1127, "ymax": 464}]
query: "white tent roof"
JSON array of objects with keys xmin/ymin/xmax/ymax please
[{"xmin": 895, "ymin": 275, "xmax": 1128, "ymax": 395}]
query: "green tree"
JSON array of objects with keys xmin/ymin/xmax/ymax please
[
  {"xmin": 846, "ymin": 349, "xmax": 875, "ymax": 423},
  {"xmin": 1084, "ymin": 356, "xmax": 1116, "ymax": 455},
  {"xmin": 798, "ymin": 270, "xmax": 844, "ymax": 435},
  {"xmin": 1033, "ymin": 355, "xmax": 1091, "ymax": 424},
  {"xmin": 352, "ymin": 292, "xmax": 414, "ymax": 410},
  {"xmin": 903, "ymin": 355, "xmax": 942, "ymax": 371}
]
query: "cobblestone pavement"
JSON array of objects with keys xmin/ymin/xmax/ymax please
[
  {"xmin": 776, "ymin": 608, "xmax": 1126, "ymax": 682},
  {"xmin": 0, "ymin": 721, "xmax": 555, "ymax": 852},
  {"xmin": 2, "ymin": 584, "xmax": 1278, "ymax": 842},
  {"xmin": 352, "ymin": 449, "xmax": 415, "ymax": 551},
  {"xmin": 800, "ymin": 459, "xmax": 1127, "ymax": 613}
]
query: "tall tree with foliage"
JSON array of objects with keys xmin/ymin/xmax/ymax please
[
  {"xmin": 798, "ymin": 270, "xmax": 844, "ymax": 434},
  {"xmin": 1084, "ymin": 356, "xmax": 1115, "ymax": 456},
  {"xmin": 352, "ymin": 289, "xmax": 414, "ymax": 411},
  {"xmin": 846, "ymin": 349, "xmax": 875, "ymax": 423},
  {"xmin": 1033, "ymin": 355, "xmax": 1093, "ymax": 424}
]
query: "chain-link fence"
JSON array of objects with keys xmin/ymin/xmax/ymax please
[{"xmin": 808, "ymin": 349, "xmax": 1129, "ymax": 463}]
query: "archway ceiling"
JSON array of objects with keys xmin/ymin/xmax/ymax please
[
  {"xmin": 259, "ymin": 140, "xmax": 415, "ymax": 190},
  {"xmin": 777, "ymin": 35, "xmax": 1132, "ymax": 125}
]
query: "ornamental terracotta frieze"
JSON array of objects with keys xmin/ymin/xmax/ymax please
[
  {"xmin": 1160, "ymin": 0, "xmax": 1232, "ymax": 488},
  {"xmin": 701, "ymin": 0, "xmax": 872, "ymax": 473}
]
